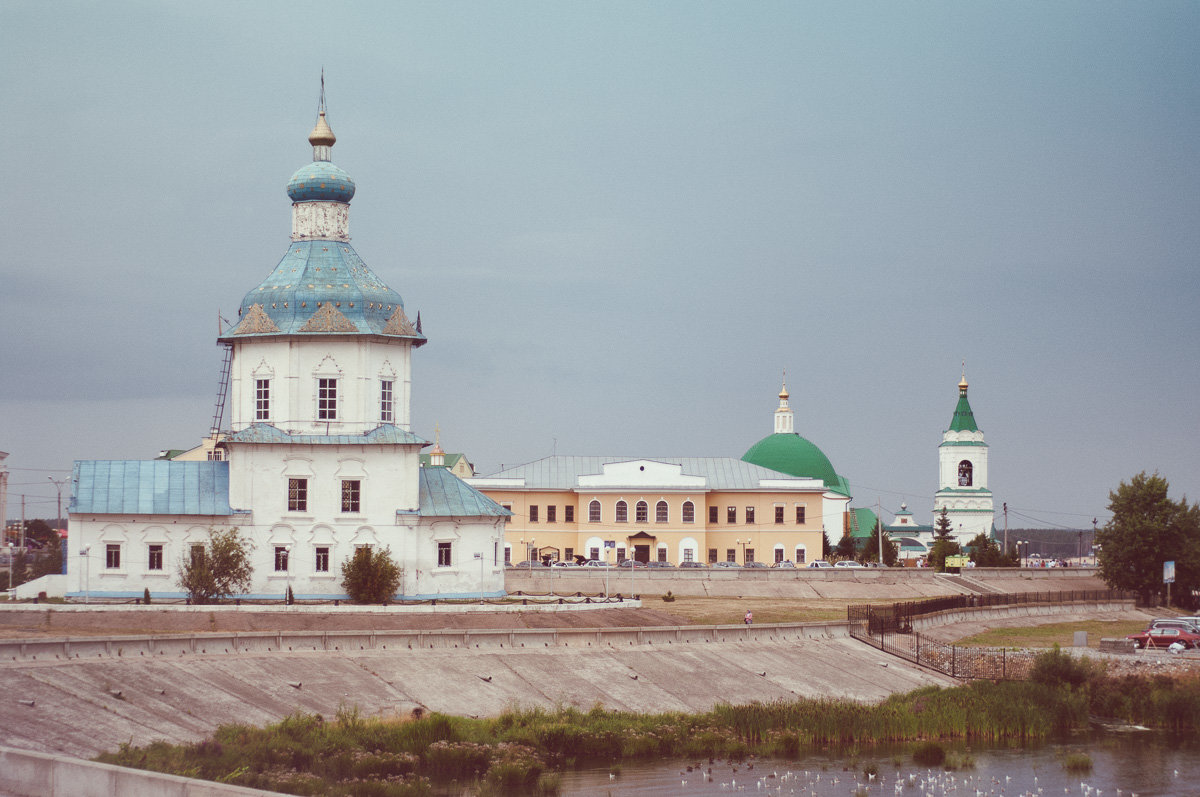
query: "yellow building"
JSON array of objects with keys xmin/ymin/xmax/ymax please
[{"xmin": 469, "ymin": 382, "xmax": 851, "ymax": 565}]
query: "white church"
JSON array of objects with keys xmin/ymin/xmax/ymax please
[{"xmin": 67, "ymin": 97, "xmax": 510, "ymax": 601}]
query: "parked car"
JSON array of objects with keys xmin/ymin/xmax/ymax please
[
  {"xmin": 834, "ymin": 561, "xmax": 864, "ymax": 569},
  {"xmin": 743, "ymin": 561, "xmax": 768, "ymax": 568},
  {"xmin": 678, "ymin": 561, "xmax": 707, "ymax": 569},
  {"xmin": 771, "ymin": 561, "xmax": 796, "ymax": 568},
  {"xmin": 712, "ymin": 561, "xmax": 741, "ymax": 568},
  {"xmin": 1168, "ymin": 617, "xmax": 1200, "ymax": 632},
  {"xmin": 511, "ymin": 560, "xmax": 547, "ymax": 568},
  {"xmin": 617, "ymin": 559, "xmax": 648, "ymax": 568},
  {"xmin": 1126, "ymin": 627, "xmax": 1200, "ymax": 649},
  {"xmin": 580, "ymin": 559, "xmax": 609, "ymax": 568},
  {"xmin": 550, "ymin": 560, "xmax": 577, "ymax": 568},
  {"xmin": 647, "ymin": 560, "xmax": 675, "ymax": 568},
  {"xmin": 1148, "ymin": 619, "xmax": 1200, "ymax": 634},
  {"xmin": 807, "ymin": 560, "xmax": 833, "ymax": 569}
]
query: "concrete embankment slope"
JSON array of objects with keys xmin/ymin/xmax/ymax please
[{"xmin": 0, "ymin": 624, "xmax": 953, "ymax": 759}]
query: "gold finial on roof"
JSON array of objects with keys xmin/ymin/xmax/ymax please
[
  {"xmin": 959, "ymin": 361, "xmax": 968, "ymax": 391},
  {"xmin": 308, "ymin": 69, "xmax": 336, "ymax": 150},
  {"xmin": 779, "ymin": 369, "xmax": 789, "ymax": 400}
]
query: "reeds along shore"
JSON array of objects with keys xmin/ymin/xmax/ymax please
[{"xmin": 99, "ymin": 652, "xmax": 1200, "ymax": 797}]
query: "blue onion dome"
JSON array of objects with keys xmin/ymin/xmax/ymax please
[{"xmin": 287, "ymin": 161, "xmax": 356, "ymax": 202}]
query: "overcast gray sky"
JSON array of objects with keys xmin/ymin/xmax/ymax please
[{"xmin": 2, "ymin": 1, "xmax": 1197, "ymax": 529}]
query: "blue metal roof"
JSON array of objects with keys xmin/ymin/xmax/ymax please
[
  {"xmin": 417, "ymin": 467, "xmax": 512, "ymax": 518},
  {"xmin": 220, "ymin": 240, "xmax": 426, "ymax": 344},
  {"xmin": 71, "ymin": 460, "xmax": 237, "ymax": 516},
  {"xmin": 287, "ymin": 161, "xmax": 355, "ymax": 202},
  {"xmin": 225, "ymin": 423, "xmax": 427, "ymax": 446}
]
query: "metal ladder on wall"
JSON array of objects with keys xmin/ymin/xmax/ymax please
[{"xmin": 210, "ymin": 342, "xmax": 233, "ymax": 436}]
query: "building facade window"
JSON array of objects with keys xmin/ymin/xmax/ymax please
[
  {"xmin": 315, "ymin": 547, "xmax": 330, "ymax": 572},
  {"xmin": 190, "ymin": 544, "xmax": 204, "ymax": 567},
  {"xmin": 709, "ymin": 505, "xmax": 718, "ymax": 524},
  {"xmin": 726, "ymin": 548, "xmax": 736, "ymax": 562},
  {"xmin": 564, "ymin": 505, "xmax": 574, "ymax": 522},
  {"xmin": 317, "ymin": 377, "xmax": 338, "ymax": 420},
  {"xmin": 106, "ymin": 543, "xmax": 121, "ymax": 569},
  {"xmin": 380, "ymin": 379, "xmax": 394, "ymax": 423},
  {"xmin": 795, "ymin": 547, "xmax": 807, "ymax": 564},
  {"xmin": 437, "ymin": 542, "xmax": 452, "ymax": 567},
  {"xmin": 796, "ymin": 505, "xmax": 806, "ymax": 524},
  {"xmin": 148, "ymin": 544, "xmax": 163, "ymax": 571},
  {"xmin": 564, "ymin": 547, "xmax": 574, "ymax": 561},
  {"xmin": 708, "ymin": 548, "xmax": 717, "ymax": 563},
  {"xmin": 682, "ymin": 501, "xmax": 695, "ymax": 523},
  {"xmin": 775, "ymin": 506, "xmax": 785, "ymax": 524},
  {"xmin": 546, "ymin": 505, "xmax": 557, "ymax": 523},
  {"xmin": 341, "ymin": 480, "xmax": 361, "ymax": 513},
  {"xmin": 503, "ymin": 547, "xmax": 511, "ymax": 564},
  {"xmin": 656, "ymin": 547, "xmax": 667, "ymax": 563},
  {"xmin": 206, "ymin": 449, "xmax": 224, "ymax": 461},
  {"xmin": 255, "ymin": 378, "xmax": 270, "ymax": 421},
  {"xmin": 745, "ymin": 548, "xmax": 756, "ymax": 563},
  {"xmin": 745, "ymin": 507, "xmax": 755, "ymax": 524},
  {"xmin": 590, "ymin": 547, "xmax": 599, "ymax": 560},
  {"xmin": 682, "ymin": 548, "xmax": 694, "ymax": 562},
  {"xmin": 615, "ymin": 501, "xmax": 628, "ymax": 523},
  {"xmin": 958, "ymin": 460, "xmax": 973, "ymax": 486},
  {"xmin": 655, "ymin": 501, "xmax": 668, "ymax": 523},
  {"xmin": 274, "ymin": 546, "xmax": 290, "ymax": 572},
  {"xmin": 588, "ymin": 500, "xmax": 601, "ymax": 522},
  {"xmin": 727, "ymin": 506, "xmax": 737, "ymax": 524},
  {"xmin": 775, "ymin": 548, "xmax": 785, "ymax": 563},
  {"xmin": 635, "ymin": 501, "xmax": 648, "ymax": 523},
  {"xmin": 288, "ymin": 478, "xmax": 308, "ymax": 512},
  {"xmin": 529, "ymin": 505, "xmax": 539, "ymax": 522},
  {"xmin": 616, "ymin": 547, "xmax": 626, "ymax": 561}
]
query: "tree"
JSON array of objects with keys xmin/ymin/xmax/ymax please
[
  {"xmin": 834, "ymin": 532, "xmax": 859, "ymax": 562},
  {"xmin": 822, "ymin": 530, "xmax": 832, "ymax": 558},
  {"xmin": 1096, "ymin": 472, "xmax": 1200, "ymax": 609},
  {"xmin": 341, "ymin": 546, "xmax": 401, "ymax": 604},
  {"xmin": 177, "ymin": 527, "xmax": 254, "ymax": 604},
  {"xmin": 966, "ymin": 533, "xmax": 1011, "ymax": 567},
  {"xmin": 934, "ymin": 508, "xmax": 954, "ymax": 540},
  {"xmin": 859, "ymin": 522, "xmax": 899, "ymax": 566}
]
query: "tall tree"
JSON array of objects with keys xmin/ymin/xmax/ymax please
[
  {"xmin": 341, "ymin": 546, "xmax": 401, "ymax": 603},
  {"xmin": 1096, "ymin": 472, "xmax": 1200, "ymax": 608},
  {"xmin": 859, "ymin": 521, "xmax": 899, "ymax": 566},
  {"xmin": 934, "ymin": 508, "xmax": 954, "ymax": 540},
  {"xmin": 177, "ymin": 527, "xmax": 254, "ymax": 604},
  {"xmin": 834, "ymin": 532, "xmax": 858, "ymax": 561}
]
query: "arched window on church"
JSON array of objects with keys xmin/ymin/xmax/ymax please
[
  {"xmin": 682, "ymin": 501, "xmax": 695, "ymax": 523},
  {"xmin": 656, "ymin": 501, "xmax": 668, "ymax": 523},
  {"xmin": 589, "ymin": 500, "xmax": 601, "ymax": 523},
  {"xmin": 635, "ymin": 501, "xmax": 648, "ymax": 523},
  {"xmin": 615, "ymin": 501, "xmax": 628, "ymax": 523},
  {"xmin": 958, "ymin": 460, "xmax": 973, "ymax": 487}
]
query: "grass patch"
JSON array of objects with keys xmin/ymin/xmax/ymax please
[
  {"xmin": 1062, "ymin": 752, "xmax": 1093, "ymax": 773},
  {"xmin": 954, "ymin": 620, "xmax": 1147, "ymax": 649}
]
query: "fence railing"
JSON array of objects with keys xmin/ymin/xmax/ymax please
[{"xmin": 848, "ymin": 589, "xmax": 1131, "ymax": 679}]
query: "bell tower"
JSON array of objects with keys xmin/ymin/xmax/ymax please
[{"xmin": 933, "ymin": 367, "xmax": 993, "ymax": 544}]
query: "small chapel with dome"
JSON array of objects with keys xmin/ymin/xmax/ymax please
[{"xmin": 66, "ymin": 95, "xmax": 510, "ymax": 601}]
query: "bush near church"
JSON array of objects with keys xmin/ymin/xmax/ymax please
[
  {"xmin": 177, "ymin": 527, "xmax": 254, "ymax": 604},
  {"xmin": 341, "ymin": 546, "xmax": 402, "ymax": 603}
]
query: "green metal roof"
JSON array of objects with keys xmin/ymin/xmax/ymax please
[
  {"xmin": 948, "ymin": 388, "xmax": 979, "ymax": 432},
  {"xmin": 415, "ymin": 467, "xmax": 512, "ymax": 518},
  {"xmin": 848, "ymin": 507, "xmax": 880, "ymax": 538},
  {"xmin": 71, "ymin": 460, "xmax": 239, "ymax": 516},
  {"xmin": 741, "ymin": 433, "xmax": 850, "ymax": 497}
]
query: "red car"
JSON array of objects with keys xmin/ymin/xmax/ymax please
[{"xmin": 1126, "ymin": 627, "xmax": 1200, "ymax": 649}]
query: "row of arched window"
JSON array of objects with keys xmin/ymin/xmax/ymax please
[{"xmin": 589, "ymin": 499, "xmax": 696, "ymax": 524}]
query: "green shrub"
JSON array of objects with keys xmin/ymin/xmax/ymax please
[
  {"xmin": 1063, "ymin": 752, "xmax": 1093, "ymax": 773},
  {"xmin": 341, "ymin": 546, "xmax": 402, "ymax": 603},
  {"xmin": 1030, "ymin": 645, "xmax": 1094, "ymax": 689}
]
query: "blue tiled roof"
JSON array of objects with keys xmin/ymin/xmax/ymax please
[
  {"xmin": 226, "ymin": 423, "xmax": 427, "ymax": 446},
  {"xmin": 417, "ymin": 467, "xmax": 512, "ymax": 518},
  {"xmin": 71, "ymin": 461, "xmax": 237, "ymax": 516},
  {"xmin": 287, "ymin": 161, "xmax": 355, "ymax": 202},
  {"xmin": 220, "ymin": 240, "xmax": 426, "ymax": 344}
]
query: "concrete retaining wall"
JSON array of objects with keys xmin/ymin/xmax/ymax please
[
  {"xmin": 910, "ymin": 600, "xmax": 1135, "ymax": 631},
  {"xmin": 0, "ymin": 746, "xmax": 275, "ymax": 797},
  {"xmin": 0, "ymin": 621, "xmax": 849, "ymax": 662}
]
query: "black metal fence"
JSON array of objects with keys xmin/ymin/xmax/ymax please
[{"xmin": 848, "ymin": 589, "xmax": 1131, "ymax": 679}]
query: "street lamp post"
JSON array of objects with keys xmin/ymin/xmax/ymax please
[
  {"xmin": 78, "ymin": 545, "xmax": 90, "ymax": 604},
  {"xmin": 282, "ymin": 545, "xmax": 292, "ymax": 606},
  {"xmin": 5, "ymin": 543, "xmax": 12, "ymax": 594},
  {"xmin": 736, "ymin": 538, "xmax": 751, "ymax": 565}
]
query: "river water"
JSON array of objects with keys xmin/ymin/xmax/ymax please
[{"xmin": 558, "ymin": 731, "xmax": 1199, "ymax": 796}]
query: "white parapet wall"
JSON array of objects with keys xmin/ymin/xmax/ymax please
[{"xmin": 0, "ymin": 746, "xmax": 277, "ymax": 797}]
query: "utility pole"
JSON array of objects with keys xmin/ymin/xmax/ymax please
[
  {"xmin": 1003, "ymin": 502, "xmax": 1008, "ymax": 561},
  {"xmin": 876, "ymin": 498, "xmax": 884, "ymax": 565}
]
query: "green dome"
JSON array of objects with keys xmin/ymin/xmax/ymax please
[{"xmin": 742, "ymin": 433, "xmax": 850, "ymax": 497}]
